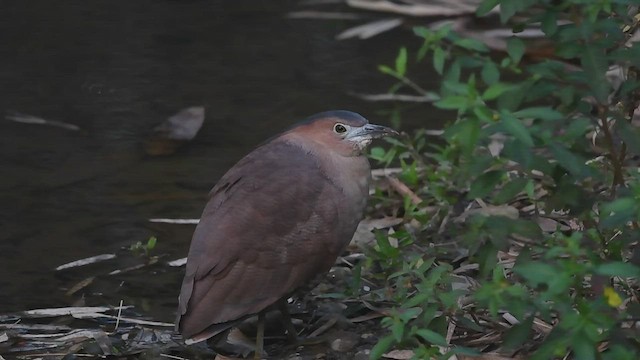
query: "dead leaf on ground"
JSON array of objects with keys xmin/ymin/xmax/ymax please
[
  {"xmin": 336, "ymin": 18, "xmax": 403, "ymax": 40},
  {"xmin": 346, "ymin": 0, "xmax": 485, "ymax": 17},
  {"xmin": 65, "ymin": 276, "xmax": 95, "ymax": 296},
  {"xmin": 6, "ymin": 111, "xmax": 80, "ymax": 131},
  {"xmin": 55, "ymin": 254, "xmax": 116, "ymax": 271},
  {"xmin": 536, "ymin": 217, "xmax": 570, "ymax": 232},
  {"xmin": 383, "ymin": 349, "xmax": 415, "ymax": 359},
  {"xmin": 328, "ymin": 330, "xmax": 359, "ymax": 352},
  {"xmin": 454, "ymin": 205, "xmax": 519, "ymax": 223},
  {"xmin": 144, "ymin": 106, "xmax": 205, "ymax": 156},
  {"xmin": 350, "ymin": 216, "xmax": 403, "ymax": 247}
]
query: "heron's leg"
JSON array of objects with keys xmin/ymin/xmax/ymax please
[
  {"xmin": 277, "ymin": 298, "xmax": 299, "ymax": 343},
  {"xmin": 254, "ymin": 312, "xmax": 265, "ymax": 360}
]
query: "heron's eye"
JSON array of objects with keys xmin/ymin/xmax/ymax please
[{"xmin": 334, "ymin": 123, "xmax": 347, "ymax": 134}]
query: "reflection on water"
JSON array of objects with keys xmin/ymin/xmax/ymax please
[{"xmin": 0, "ymin": 0, "xmax": 438, "ymax": 320}]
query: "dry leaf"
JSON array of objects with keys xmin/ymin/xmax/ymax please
[
  {"xmin": 55, "ymin": 254, "xmax": 116, "ymax": 271},
  {"xmin": 336, "ymin": 18, "xmax": 403, "ymax": 40},
  {"xmin": 383, "ymin": 349, "xmax": 415, "ymax": 359},
  {"xmin": 455, "ymin": 205, "xmax": 519, "ymax": 223}
]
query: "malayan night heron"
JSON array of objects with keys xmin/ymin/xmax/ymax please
[{"xmin": 176, "ymin": 110, "xmax": 398, "ymax": 358}]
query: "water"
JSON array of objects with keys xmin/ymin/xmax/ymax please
[{"xmin": 0, "ymin": 0, "xmax": 440, "ymax": 321}]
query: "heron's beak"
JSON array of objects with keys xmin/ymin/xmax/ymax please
[{"xmin": 346, "ymin": 123, "xmax": 399, "ymax": 141}]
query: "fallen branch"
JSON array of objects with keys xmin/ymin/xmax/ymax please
[
  {"xmin": 386, "ymin": 177, "xmax": 423, "ymax": 205},
  {"xmin": 21, "ymin": 306, "xmax": 128, "ymax": 318}
]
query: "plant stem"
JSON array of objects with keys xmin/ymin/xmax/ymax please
[{"xmin": 597, "ymin": 106, "xmax": 624, "ymax": 192}]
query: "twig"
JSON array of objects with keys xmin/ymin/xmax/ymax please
[
  {"xmin": 55, "ymin": 254, "xmax": 116, "ymax": 271},
  {"xmin": 349, "ymin": 92, "xmax": 438, "ymax": 102},
  {"xmin": 22, "ymin": 306, "xmax": 128, "ymax": 318},
  {"xmin": 113, "ymin": 300, "xmax": 124, "ymax": 332},
  {"xmin": 386, "ymin": 176, "xmax": 423, "ymax": 205},
  {"xmin": 446, "ymin": 316, "xmax": 456, "ymax": 345},
  {"xmin": 371, "ymin": 167, "xmax": 404, "ymax": 179},
  {"xmin": 149, "ymin": 218, "xmax": 199, "ymax": 224},
  {"xmin": 597, "ymin": 107, "xmax": 625, "ymax": 190},
  {"xmin": 72, "ymin": 312, "xmax": 173, "ymax": 327},
  {"xmin": 6, "ymin": 111, "xmax": 80, "ymax": 131},
  {"xmin": 160, "ymin": 354, "xmax": 189, "ymax": 360},
  {"xmin": 308, "ymin": 317, "xmax": 338, "ymax": 338}
]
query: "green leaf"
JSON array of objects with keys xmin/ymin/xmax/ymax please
[
  {"xmin": 511, "ymin": 219, "xmax": 542, "ymax": 240},
  {"xmin": 391, "ymin": 320, "xmax": 404, "ymax": 342},
  {"xmin": 561, "ymin": 117, "xmax": 591, "ymax": 142},
  {"xmin": 499, "ymin": 0, "xmax": 518, "ymax": 23},
  {"xmin": 493, "ymin": 178, "xmax": 528, "ymax": 204},
  {"xmin": 514, "ymin": 262, "xmax": 557, "ymax": 286},
  {"xmin": 541, "ymin": 11, "xmax": 558, "ymax": 35},
  {"xmin": 445, "ymin": 59, "xmax": 461, "ymax": 83},
  {"xmin": 443, "ymin": 80, "xmax": 469, "ymax": 95},
  {"xmin": 602, "ymin": 197, "xmax": 637, "ymax": 214},
  {"xmin": 481, "ymin": 61, "xmax": 500, "ymax": 85},
  {"xmin": 370, "ymin": 335, "xmax": 395, "ymax": 360},
  {"xmin": 413, "ymin": 26, "xmax": 431, "ymax": 39},
  {"xmin": 501, "ymin": 111, "xmax": 534, "ymax": 147},
  {"xmin": 375, "ymin": 232, "xmax": 399, "ymax": 258},
  {"xmin": 468, "ymin": 170, "xmax": 503, "ymax": 199},
  {"xmin": 370, "ymin": 147, "xmax": 386, "ymax": 160},
  {"xmin": 415, "ymin": 328, "xmax": 448, "ymax": 346},
  {"xmin": 453, "ymin": 347, "xmax": 481, "ymax": 356},
  {"xmin": 448, "ymin": 118, "xmax": 480, "ymax": 157},
  {"xmin": 594, "ymin": 262, "xmax": 640, "ymax": 278},
  {"xmin": 433, "ymin": 47, "xmax": 445, "ymax": 75},
  {"xmin": 557, "ymin": 85, "xmax": 577, "ymax": 107},
  {"xmin": 146, "ymin": 236, "xmax": 157, "ymax": 250},
  {"xmin": 615, "ymin": 119, "xmax": 640, "ymax": 155},
  {"xmin": 482, "ymin": 83, "xmax": 513, "ymax": 100},
  {"xmin": 549, "ymin": 143, "xmax": 590, "ymax": 178},
  {"xmin": 395, "ymin": 47, "xmax": 408, "ymax": 77},
  {"xmin": 378, "ymin": 64, "xmax": 397, "ymax": 76},
  {"xmin": 507, "ymin": 37, "xmax": 526, "ymax": 64},
  {"xmin": 503, "ymin": 316, "xmax": 534, "ymax": 350},
  {"xmin": 476, "ymin": 0, "xmax": 500, "ymax": 17},
  {"xmin": 497, "ymin": 82, "xmax": 527, "ymax": 111},
  {"xmin": 473, "ymin": 106, "xmax": 494, "ymax": 122},
  {"xmin": 546, "ymin": 181, "xmax": 593, "ymax": 214},
  {"xmin": 580, "ymin": 26, "xmax": 609, "ymax": 103},
  {"xmin": 572, "ymin": 332, "xmax": 597, "ymax": 360},
  {"xmin": 454, "ymin": 38, "xmax": 489, "ymax": 52},
  {"xmin": 513, "ymin": 107, "xmax": 563, "ymax": 121},
  {"xmin": 524, "ymin": 179, "xmax": 534, "ymax": 198},
  {"xmin": 434, "ymin": 96, "xmax": 467, "ymax": 110}
]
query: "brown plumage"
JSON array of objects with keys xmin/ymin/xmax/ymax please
[{"xmin": 176, "ymin": 110, "xmax": 397, "ymax": 345}]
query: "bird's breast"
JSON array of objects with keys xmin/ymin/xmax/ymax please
[{"xmin": 322, "ymin": 153, "xmax": 371, "ymax": 215}]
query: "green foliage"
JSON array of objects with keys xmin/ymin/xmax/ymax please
[
  {"xmin": 366, "ymin": 0, "xmax": 640, "ymax": 358},
  {"xmin": 129, "ymin": 236, "xmax": 157, "ymax": 257}
]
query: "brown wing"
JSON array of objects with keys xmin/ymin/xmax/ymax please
[{"xmin": 176, "ymin": 139, "xmax": 355, "ymax": 340}]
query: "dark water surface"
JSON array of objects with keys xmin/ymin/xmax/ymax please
[{"xmin": 0, "ymin": 0, "xmax": 439, "ymax": 321}]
